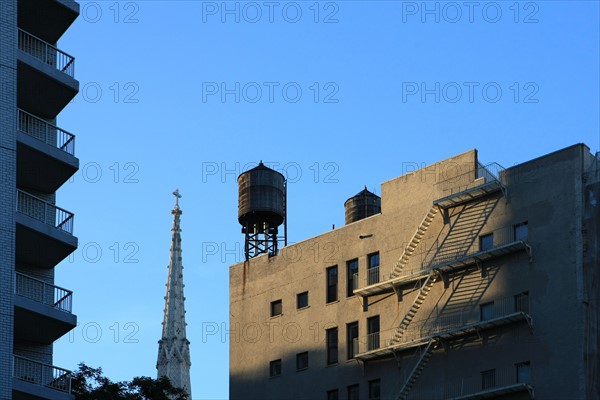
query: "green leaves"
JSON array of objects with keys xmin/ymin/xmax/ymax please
[{"xmin": 71, "ymin": 363, "xmax": 189, "ymax": 400}]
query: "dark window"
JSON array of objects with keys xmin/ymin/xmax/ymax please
[
  {"xmin": 270, "ymin": 299, "xmax": 282, "ymax": 317},
  {"xmin": 326, "ymin": 266, "xmax": 338, "ymax": 303},
  {"xmin": 514, "ymin": 292, "xmax": 529, "ymax": 313},
  {"xmin": 269, "ymin": 359, "xmax": 282, "ymax": 377},
  {"xmin": 514, "ymin": 222, "xmax": 528, "ymax": 241},
  {"xmin": 367, "ymin": 252, "xmax": 380, "ymax": 285},
  {"xmin": 347, "ymin": 321, "xmax": 359, "ymax": 359},
  {"xmin": 297, "ymin": 291, "xmax": 309, "ymax": 309},
  {"xmin": 367, "ymin": 316, "xmax": 380, "ymax": 351},
  {"xmin": 481, "ymin": 369, "xmax": 496, "ymax": 390},
  {"xmin": 347, "ymin": 259, "xmax": 359, "ymax": 297},
  {"xmin": 480, "ymin": 233, "xmax": 494, "ymax": 251},
  {"xmin": 515, "ymin": 361, "xmax": 531, "ymax": 384},
  {"xmin": 347, "ymin": 384, "xmax": 360, "ymax": 400},
  {"xmin": 296, "ymin": 352, "xmax": 308, "ymax": 371},
  {"xmin": 480, "ymin": 302, "xmax": 494, "ymax": 321},
  {"xmin": 326, "ymin": 389, "xmax": 339, "ymax": 400},
  {"xmin": 368, "ymin": 379, "xmax": 381, "ymax": 400},
  {"xmin": 326, "ymin": 327, "xmax": 338, "ymax": 365}
]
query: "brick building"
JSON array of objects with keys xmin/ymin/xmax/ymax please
[{"xmin": 0, "ymin": 0, "xmax": 80, "ymax": 398}]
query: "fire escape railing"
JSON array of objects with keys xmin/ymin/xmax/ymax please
[{"xmin": 353, "ymin": 295, "xmax": 531, "ymax": 357}]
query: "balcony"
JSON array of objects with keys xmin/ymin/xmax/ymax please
[
  {"xmin": 17, "ymin": 29, "xmax": 78, "ymax": 119},
  {"xmin": 18, "ymin": 0, "xmax": 79, "ymax": 44},
  {"xmin": 14, "ymin": 272, "xmax": 76, "ymax": 344},
  {"xmin": 12, "ymin": 355, "xmax": 73, "ymax": 400},
  {"xmin": 353, "ymin": 225, "xmax": 530, "ymax": 297},
  {"xmin": 353, "ymin": 295, "xmax": 532, "ymax": 361},
  {"xmin": 407, "ymin": 365, "xmax": 534, "ymax": 399},
  {"xmin": 434, "ymin": 163, "xmax": 505, "ymax": 209},
  {"xmin": 15, "ymin": 190, "xmax": 77, "ymax": 268},
  {"xmin": 17, "ymin": 109, "xmax": 78, "ymax": 193}
]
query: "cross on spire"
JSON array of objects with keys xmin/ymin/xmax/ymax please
[{"xmin": 173, "ymin": 189, "xmax": 182, "ymax": 208}]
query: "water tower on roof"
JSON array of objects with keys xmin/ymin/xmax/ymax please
[
  {"xmin": 344, "ymin": 186, "xmax": 381, "ymax": 225},
  {"xmin": 238, "ymin": 162, "xmax": 287, "ymax": 259}
]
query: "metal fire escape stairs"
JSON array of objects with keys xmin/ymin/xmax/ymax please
[
  {"xmin": 396, "ymin": 338, "xmax": 438, "ymax": 400},
  {"xmin": 391, "ymin": 271, "xmax": 440, "ymax": 344},
  {"xmin": 390, "ymin": 206, "xmax": 439, "ymax": 279}
]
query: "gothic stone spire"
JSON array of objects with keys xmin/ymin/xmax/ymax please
[{"xmin": 157, "ymin": 189, "xmax": 191, "ymax": 398}]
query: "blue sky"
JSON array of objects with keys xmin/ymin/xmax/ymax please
[{"xmin": 52, "ymin": 1, "xmax": 598, "ymax": 399}]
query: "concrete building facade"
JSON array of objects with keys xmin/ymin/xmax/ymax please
[
  {"xmin": 0, "ymin": 0, "xmax": 80, "ymax": 399},
  {"xmin": 230, "ymin": 144, "xmax": 600, "ymax": 399}
]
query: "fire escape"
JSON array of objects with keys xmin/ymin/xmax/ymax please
[{"xmin": 352, "ymin": 163, "xmax": 534, "ymax": 400}]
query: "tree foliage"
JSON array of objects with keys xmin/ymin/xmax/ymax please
[{"xmin": 71, "ymin": 363, "xmax": 189, "ymax": 400}]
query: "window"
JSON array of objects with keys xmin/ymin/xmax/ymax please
[
  {"xmin": 296, "ymin": 352, "xmax": 308, "ymax": 371},
  {"xmin": 514, "ymin": 222, "xmax": 528, "ymax": 241},
  {"xmin": 367, "ymin": 316, "xmax": 380, "ymax": 351},
  {"xmin": 515, "ymin": 361, "xmax": 531, "ymax": 384},
  {"xmin": 514, "ymin": 292, "xmax": 529, "ymax": 313},
  {"xmin": 480, "ymin": 233, "xmax": 494, "ymax": 251},
  {"xmin": 347, "ymin": 259, "xmax": 359, "ymax": 297},
  {"xmin": 297, "ymin": 291, "xmax": 309, "ymax": 309},
  {"xmin": 347, "ymin": 322, "xmax": 359, "ymax": 359},
  {"xmin": 481, "ymin": 369, "xmax": 496, "ymax": 390},
  {"xmin": 367, "ymin": 252, "xmax": 380, "ymax": 285},
  {"xmin": 326, "ymin": 327, "xmax": 338, "ymax": 365},
  {"xmin": 480, "ymin": 302, "xmax": 494, "ymax": 321},
  {"xmin": 326, "ymin": 266, "xmax": 338, "ymax": 303},
  {"xmin": 347, "ymin": 384, "xmax": 360, "ymax": 400},
  {"xmin": 368, "ymin": 379, "xmax": 381, "ymax": 400},
  {"xmin": 326, "ymin": 389, "xmax": 339, "ymax": 400},
  {"xmin": 270, "ymin": 299, "xmax": 282, "ymax": 317},
  {"xmin": 269, "ymin": 359, "xmax": 282, "ymax": 377}
]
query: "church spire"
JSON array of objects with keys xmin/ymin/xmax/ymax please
[{"xmin": 157, "ymin": 189, "xmax": 191, "ymax": 398}]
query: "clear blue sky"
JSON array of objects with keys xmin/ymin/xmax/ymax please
[{"xmin": 53, "ymin": 1, "xmax": 598, "ymax": 399}]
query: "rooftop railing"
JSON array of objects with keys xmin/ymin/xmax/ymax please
[
  {"xmin": 354, "ymin": 295, "xmax": 530, "ymax": 357},
  {"xmin": 18, "ymin": 109, "xmax": 76, "ymax": 155},
  {"xmin": 15, "ymin": 272, "xmax": 73, "ymax": 313},
  {"xmin": 435, "ymin": 162, "xmax": 505, "ymax": 199},
  {"xmin": 16, "ymin": 190, "xmax": 74, "ymax": 234},
  {"xmin": 13, "ymin": 355, "xmax": 72, "ymax": 393},
  {"xmin": 18, "ymin": 29, "xmax": 75, "ymax": 77}
]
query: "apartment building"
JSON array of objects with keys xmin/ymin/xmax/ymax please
[
  {"xmin": 230, "ymin": 144, "xmax": 599, "ymax": 399},
  {"xmin": 1, "ymin": 0, "xmax": 80, "ymax": 398}
]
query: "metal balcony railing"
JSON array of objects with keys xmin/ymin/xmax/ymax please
[
  {"xmin": 18, "ymin": 29, "xmax": 75, "ymax": 77},
  {"xmin": 16, "ymin": 190, "xmax": 74, "ymax": 234},
  {"xmin": 435, "ymin": 162, "xmax": 505, "ymax": 199},
  {"xmin": 407, "ymin": 365, "xmax": 534, "ymax": 399},
  {"xmin": 354, "ymin": 224, "xmax": 528, "ymax": 292},
  {"xmin": 15, "ymin": 272, "xmax": 73, "ymax": 313},
  {"xmin": 18, "ymin": 109, "xmax": 75, "ymax": 155},
  {"xmin": 426, "ymin": 224, "xmax": 527, "ymax": 268},
  {"xmin": 13, "ymin": 355, "xmax": 72, "ymax": 393},
  {"xmin": 353, "ymin": 295, "xmax": 530, "ymax": 357}
]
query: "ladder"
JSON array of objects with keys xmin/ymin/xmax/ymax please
[
  {"xmin": 397, "ymin": 339, "xmax": 437, "ymax": 400},
  {"xmin": 391, "ymin": 272, "xmax": 439, "ymax": 344},
  {"xmin": 391, "ymin": 207, "xmax": 438, "ymax": 279}
]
